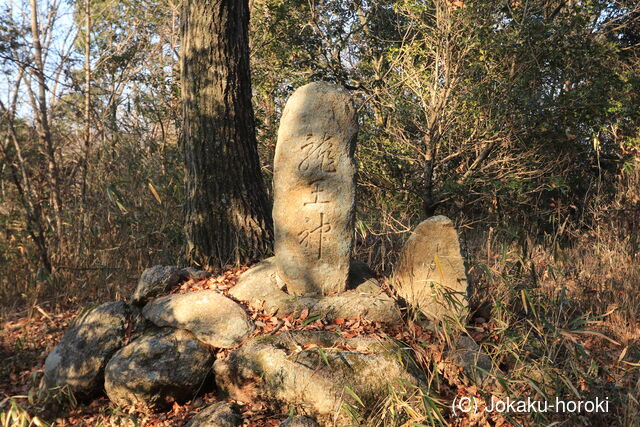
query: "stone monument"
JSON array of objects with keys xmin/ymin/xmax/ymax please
[{"xmin": 272, "ymin": 81, "xmax": 358, "ymax": 295}]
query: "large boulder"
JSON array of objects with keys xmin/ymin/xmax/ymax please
[
  {"xmin": 142, "ymin": 290, "xmax": 253, "ymax": 348},
  {"xmin": 273, "ymin": 82, "xmax": 358, "ymax": 296},
  {"xmin": 104, "ymin": 328, "xmax": 213, "ymax": 413},
  {"xmin": 230, "ymin": 258, "xmax": 401, "ymax": 323},
  {"xmin": 392, "ymin": 215, "xmax": 469, "ymax": 321},
  {"xmin": 186, "ymin": 401, "xmax": 242, "ymax": 427},
  {"xmin": 131, "ymin": 265, "xmax": 185, "ymax": 305},
  {"xmin": 43, "ymin": 301, "xmax": 128, "ymax": 398},
  {"xmin": 214, "ymin": 331, "xmax": 423, "ymax": 424}
]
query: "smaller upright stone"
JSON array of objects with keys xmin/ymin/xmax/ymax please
[
  {"xmin": 273, "ymin": 82, "xmax": 358, "ymax": 296},
  {"xmin": 392, "ymin": 215, "xmax": 469, "ymax": 321}
]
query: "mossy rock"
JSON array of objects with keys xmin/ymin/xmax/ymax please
[{"xmin": 214, "ymin": 331, "xmax": 424, "ymax": 425}]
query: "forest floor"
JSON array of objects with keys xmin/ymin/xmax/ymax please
[{"xmin": 1, "ymin": 243, "xmax": 639, "ymax": 426}]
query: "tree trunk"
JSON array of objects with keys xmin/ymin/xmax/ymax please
[
  {"xmin": 29, "ymin": 0, "xmax": 63, "ymax": 243},
  {"xmin": 78, "ymin": 0, "xmax": 92, "ymax": 259},
  {"xmin": 181, "ymin": 0, "xmax": 273, "ymax": 268}
]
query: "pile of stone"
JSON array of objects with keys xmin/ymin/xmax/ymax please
[
  {"xmin": 43, "ymin": 265, "xmax": 252, "ymax": 413},
  {"xmin": 42, "ymin": 263, "xmax": 420, "ymax": 424},
  {"xmin": 43, "ymin": 82, "xmax": 476, "ymax": 426}
]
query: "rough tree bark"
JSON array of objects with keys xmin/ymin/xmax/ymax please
[{"xmin": 181, "ymin": 0, "xmax": 273, "ymax": 268}]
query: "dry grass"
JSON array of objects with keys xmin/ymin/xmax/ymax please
[{"xmin": 348, "ymin": 189, "xmax": 639, "ymax": 425}]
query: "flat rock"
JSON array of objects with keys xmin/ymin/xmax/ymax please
[
  {"xmin": 132, "ymin": 265, "xmax": 185, "ymax": 305},
  {"xmin": 273, "ymin": 82, "xmax": 358, "ymax": 296},
  {"xmin": 104, "ymin": 328, "xmax": 213, "ymax": 413},
  {"xmin": 392, "ymin": 215, "xmax": 469, "ymax": 321},
  {"xmin": 449, "ymin": 336, "xmax": 497, "ymax": 387},
  {"xmin": 186, "ymin": 401, "xmax": 242, "ymax": 427},
  {"xmin": 230, "ymin": 258, "xmax": 401, "ymax": 323},
  {"xmin": 142, "ymin": 290, "xmax": 253, "ymax": 348},
  {"xmin": 280, "ymin": 415, "xmax": 319, "ymax": 427},
  {"xmin": 43, "ymin": 301, "xmax": 128, "ymax": 398},
  {"xmin": 214, "ymin": 331, "xmax": 422, "ymax": 425}
]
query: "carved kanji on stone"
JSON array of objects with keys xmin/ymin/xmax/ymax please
[
  {"xmin": 298, "ymin": 134, "xmax": 337, "ymax": 173},
  {"xmin": 304, "ymin": 181, "xmax": 330, "ymax": 206},
  {"xmin": 298, "ymin": 212, "xmax": 332, "ymax": 259}
]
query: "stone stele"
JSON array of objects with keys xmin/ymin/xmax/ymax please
[
  {"xmin": 273, "ymin": 81, "xmax": 358, "ymax": 295},
  {"xmin": 393, "ymin": 215, "xmax": 469, "ymax": 321}
]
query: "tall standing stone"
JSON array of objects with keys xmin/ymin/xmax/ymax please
[
  {"xmin": 393, "ymin": 215, "xmax": 469, "ymax": 321},
  {"xmin": 273, "ymin": 82, "xmax": 357, "ymax": 295}
]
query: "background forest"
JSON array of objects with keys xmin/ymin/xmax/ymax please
[{"xmin": 1, "ymin": 0, "xmax": 639, "ymax": 425}]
